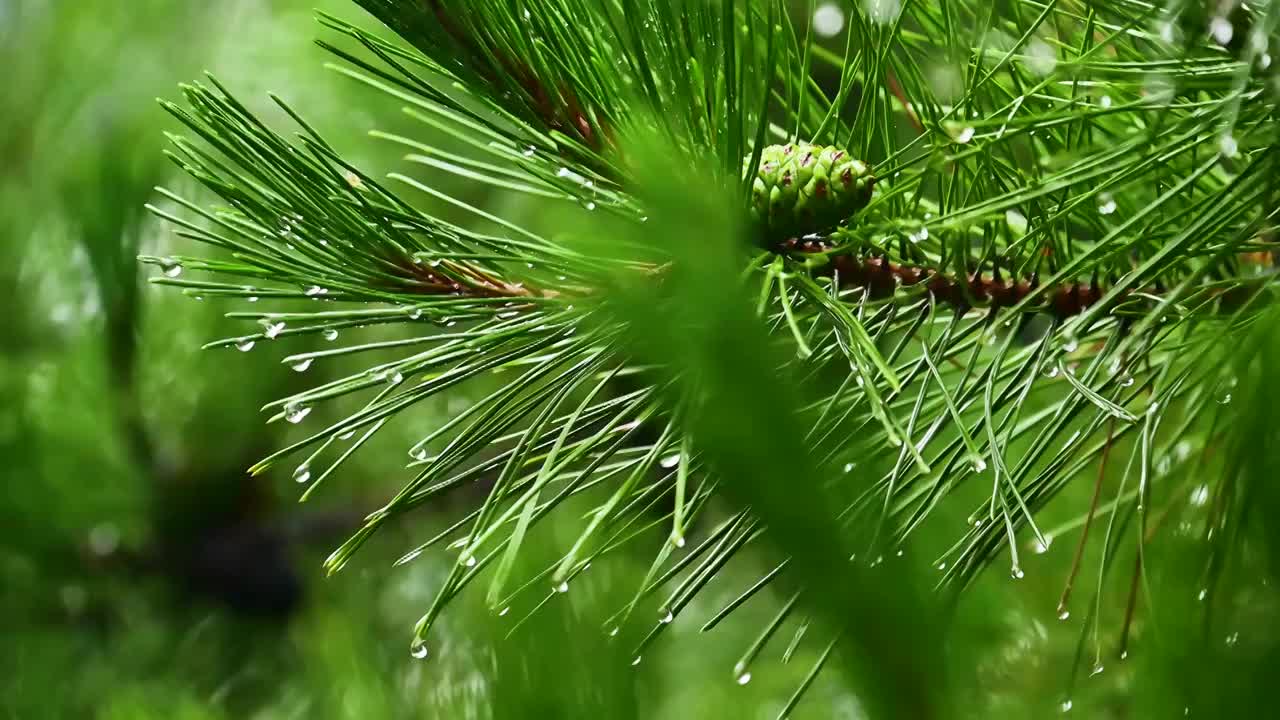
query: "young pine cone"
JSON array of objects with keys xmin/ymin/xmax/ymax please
[{"xmin": 746, "ymin": 143, "xmax": 875, "ymax": 244}]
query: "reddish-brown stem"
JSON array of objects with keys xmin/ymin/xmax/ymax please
[
  {"xmin": 805, "ymin": 246, "xmax": 1106, "ymax": 320},
  {"xmin": 424, "ymin": 0, "xmax": 603, "ymax": 151},
  {"xmin": 1117, "ymin": 549, "xmax": 1143, "ymax": 659},
  {"xmin": 1058, "ymin": 417, "xmax": 1116, "ymax": 618},
  {"xmin": 886, "ymin": 70, "xmax": 925, "ymax": 135}
]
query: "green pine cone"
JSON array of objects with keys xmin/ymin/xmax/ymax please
[{"xmin": 746, "ymin": 143, "xmax": 875, "ymax": 242}]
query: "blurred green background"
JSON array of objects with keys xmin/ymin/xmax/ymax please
[{"xmin": 4, "ymin": 1, "xmax": 1274, "ymax": 718}]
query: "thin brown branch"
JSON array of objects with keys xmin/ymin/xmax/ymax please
[{"xmin": 1057, "ymin": 417, "xmax": 1116, "ymax": 620}]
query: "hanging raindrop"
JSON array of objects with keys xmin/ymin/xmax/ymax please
[
  {"xmin": 235, "ymin": 338, "xmax": 255, "ymax": 352},
  {"xmin": 262, "ymin": 320, "xmax": 286, "ymax": 339},
  {"xmin": 293, "ymin": 464, "xmax": 311, "ymax": 484},
  {"xmin": 410, "ymin": 640, "xmax": 429, "ymax": 660},
  {"xmin": 322, "ymin": 328, "xmax": 339, "ymax": 342},
  {"xmin": 285, "ymin": 403, "xmax": 312, "ymax": 424},
  {"xmin": 291, "ymin": 358, "xmax": 313, "ymax": 373},
  {"xmin": 159, "ymin": 257, "xmax": 183, "ymax": 278}
]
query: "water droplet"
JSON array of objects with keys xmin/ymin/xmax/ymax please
[
  {"xmin": 658, "ymin": 608, "xmax": 674, "ymax": 624},
  {"xmin": 608, "ymin": 626, "xmax": 619, "ymax": 637},
  {"xmin": 660, "ymin": 453, "xmax": 681, "ymax": 469},
  {"xmin": 584, "ymin": 201, "xmax": 597, "ymax": 211},
  {"xmin": 410, "ymin": 640, "xmax": 429, "ymax": 660},
  {"xmin": 1097, "ymin": 193, "xmax": 1116, "ymax": 215},
  {"xmin": 863, "ymin": 0, "xmax": 901, "ymax": 26},
  {"xmin": 953, "ymin": 125, "xmax": 976, "ymax": 144},
  {"xmin": 843, "ymin": 462, "xmax": 856, "ymax": 473},
  {"xmin": 1057, "ymin": 606, "xmax": 1071, "ymax": 621},
  {"xmin": 1119, "ymin": 650, "xmax": 1128, "ymax": 660},
  {"xmin": 1225, "ymin": 632, "xmax": 1239, "ymax": 646},
  {"xmin": 1218, "ymin": 392, "xmax": 1232, "ymax": 405},
  {"xmin": 971, "ymin": 456, "xmax": 988, "ymax": 473},
  {"xmin": 1011, "ymin": 565, "xmax": 1025, "ymax": 580},
  {"xmin": 235, "ymin": 338, "xmax": 255, "ymax": 352},
  {"xmin": 1219, "ymin": 134, "xmax": 1238, "ymax": 158},
  {"xmin": 285, "ymin": 403, "xmax": 312, "ymax": 424},
  {"xmin": 1044, "ymin": 365, "xmax": 1060, "ymax": 378},
  {"xmin": 1023, "ymin": 37, "xmax": 1057, "ymax": 76},
  {"xmin": 1209, "ymin": 16, "xmax": 1234, "ymax": 46},
  {"xmin": 1005, "ymin": 209, "xmax": 1028, "ymax": 235},
  {"xmin": 522, "ymin": 146, "xmax": 536, "ymax": 157},
  {"xmin": 555, "ymin": 580, "xmax": 569, "ymax": 594},
  {"xmin": 410, "ymin": 448, "xmax": 428, "ymax": 462},
  {"xmin": 160, "ymin": 258, "xmax": 183, "ymax": 278},
  {"xmin": 812, "ymin": 2, "xmax": 845, "ymax": 37},
  {"xmin": 937, "ymin": 561, "xmax": 947, "ymax": 570},
  {"xmin": 1099, "ymin": 95, "xmax": 1112, "ymax": 109},
  {"xmin": 247, "ymin": 296, "xmax": 259, "ymax": 303},
  {"xmin": 389, "ymin": 371, "xmax": 405, "ymax": 385},
  {"xmin": 305, "ymin": 285, "xmax": 326, "ymax": 297},
  {"xmin": 1197, "ymin": 588, "xmax": 1208, "ymax": 601},
  {"xmin": 631, "ymin": 655, "xmax": 642, "ymax": 666},
  {"xmin": 88, "ymin": 524, "xmax": 120, "ymax": 556},
  {"xmin": 1060, "ymin": 699, "xmax": 1073, "ymax": 713},
  {"xmin": 671, "ymin": 534, "xmax": 686, "ymax": 548},
  {"xmin": 1120, "ymin": 374, "xmax": 1135, "ymax": 388},
  {"xmin": 408, "ymin": 307, "xmax": 423, "ymax": 320},
  {"xmin": 1034, "ymin": 535, "xmax": 1053, "ymax": 554},
  {"xmin": 1190, "ymin": 485, "xmax": 1209, "ymax": 506},
  {"xmin": 293, "ymin": 464, "xmax": 311, "ymax": 484},
  {"xmin": 322, "ymin": 328, "xmax": 339, "ymax": 342},
  {"xmin": 736, "ymin": 671, "xmax": 752, "ymax": 685},
  {"xmin": 261, "ymin": 320, "xmax": 286, "ymax": 339},
  {"xmin": 1090, "ymin": 664, "xmax": 1105, "ymax": 676},
  {"xmin": 499, "ymin": 606, "xmax": 510, "ymax": 616},
  {"xmin": 462, "ymin": 554, "xmax": 477, "ymax": 568},
  {"xmin": 291, "ymin": 358, "xmax": 313, "ymax": 373},
  {"xmin": 338, "ymin": 429, "xmax": 355, "ymax": 441}
]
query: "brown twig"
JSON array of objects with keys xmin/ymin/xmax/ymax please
[
  {"xmin": 786, "ymin": 239, "xmax": 1107, "ymax": 320},
  {"xmin": 885, "ymin": 70, "xmax": 925, "ymax": 135},
  {"xmin": 1057, "ymin": 418, "xmax": 1115, "ymax": 620}
]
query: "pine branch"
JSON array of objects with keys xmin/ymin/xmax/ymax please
[{"xmin": 146, "ymin": 0, "xmax": 1280, "ymax": 712}]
